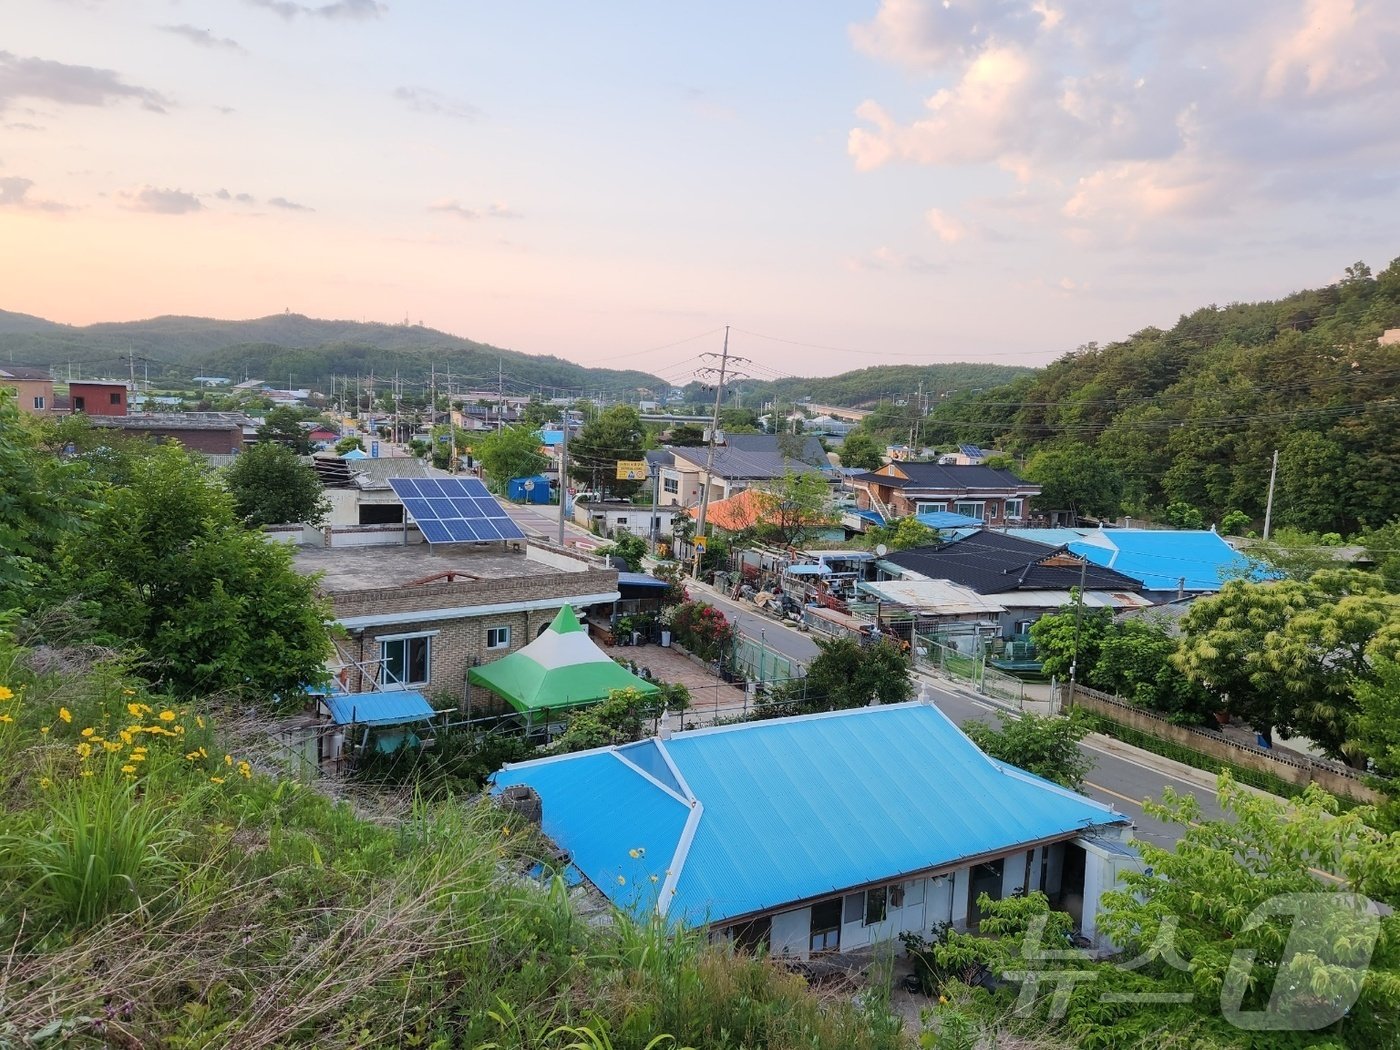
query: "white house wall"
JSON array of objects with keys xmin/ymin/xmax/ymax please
[{"xmin": 770, "ymin": 907, "xmax": 809, "ymax": 957}]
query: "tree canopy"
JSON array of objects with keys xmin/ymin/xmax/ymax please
[
  {"xmin": 225, "ymin": 442, "xmax": 329, "ymax": 527},
  {"xmin": 567, "ymin": 405, "xmax": 646, "ymax": 499},
  {"xmin": 471, "ymin": 424, "xmax": 548, "ymax": 491}
]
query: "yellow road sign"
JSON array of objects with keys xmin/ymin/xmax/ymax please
[
  {"xmin": 616, "ymin": 459, "xmax": 648, "ymax": 481},
  {"xmin": 694, "ymin": 536, "xmax": 707, "ymax": 552}
]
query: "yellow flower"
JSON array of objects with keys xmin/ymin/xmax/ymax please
[
  {"xmin": 158, "ymin": 710, "xmax": 176, "ymax": 722},
  {"xmin": 195, "ymin": 715, "xmax": 205, "ymax": 729},
  {"xmin": 130, "ymin": 751, "xmax": 147, "ymax": 763},
  {"xmin": 119, "ymin": 730, "xmax": 134, "ymax": 745},
  {"xmin": 0, "ymin": 685, "xmax": 13, "ymax": 701},
  {"xmin": 102, "ymin": 741, "xmax": 121, "ymax": 753},
  {"xmin": 172, "ymin": 724, "xmax": 185, "ymax": 735},
  {"xmin": 209, "ymin": 775, "xmax": 225, "ymax": 785},
  {"xmin": 185, "ymin": 750, "xmax": 201, "ymax": 761},
  {"xmin": 58, "ymin": 707, "xmax": 72, "ymax": 723},
  {"xmin": 126, "ymin": 703, "xmax": 143, "ymax": 717},
  {"xmin": 80, "ymin": 769, "xmax": 94, "ymax": 778},
  {"xmin": 39, "ymin": 726, "xmax": 49, "ymax": 736},
  {"xmin": 121, "ymin": 764, "xmax": 137, "ymax": 774},
  {"xmin": 122, "ymin": 688, "xmax": 136, "ymax": 696},
  {"xmin": 75, "ymin": 742, "xmax": 93, "ymax": 760},
  {"xmin": 198, "ymin": 747, "xmax": 208, "ymax": 759},
  {"xmin": 81, "ymin": 727, "xmax": 95, "ymax": 737},
  {"xmin": 0, "ymin": 714, "xmax": 11, "ymax": 724},
  {"xmin": 39, "ymin": 776, "xmax": 52, "ymax": 789},
  {"xmin": 237, "ymin": 760, "xmax": 252, "ymax": 779},
  {"xmin": 224, "ymin": 754, "xmax": 233, "ymax": 766}
]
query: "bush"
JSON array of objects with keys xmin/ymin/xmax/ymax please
[{"xmin": 669, "ymin": 601, "xmax": 735, "ymax": 662}]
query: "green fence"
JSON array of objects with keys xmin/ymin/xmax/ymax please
[
  {"xmin": 913, "ymin": 635, "xmax": 1027, "ymax": 705},
  {"xmin": 731, "ymin": 636, "xmax": 802, "ymax": 686}
]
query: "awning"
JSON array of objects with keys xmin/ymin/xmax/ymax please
[
  {"xmin": 618, "ymin": 572, "xmax": 670, "ymax": 589},
  {"xmin": 325, "ymin": 691, "xmax": 437, "ymax": 727}
]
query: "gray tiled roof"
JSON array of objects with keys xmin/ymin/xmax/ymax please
[{"xmin": 672, "ymin": 433, "xmax": 828, "ymax": 480}]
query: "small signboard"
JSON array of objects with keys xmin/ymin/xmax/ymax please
[
  {"xmin": 694, "ymin": 536, "xmax": 707, "ymax": 552},
  {"xmin": 615, "ymin": 459, "xmax": 648, "ymax": 481},
  {"xmin": 370, "ymin": 441, "xmax": 380, "ymax": 458}
]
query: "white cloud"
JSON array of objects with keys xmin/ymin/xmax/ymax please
[
  {"xmin": 925, "ymin": 207, "xmax": 968, "ymax": 243},
  {"xmin": 0, "ymin": 175, "xmax": 70, "ymax": 211},
  {"xmin": 848, "ymin": 0, "xmax": 1400, "ymax": 245},
  {"xmin": 846, "ymin": 245, "xmax": 944, "ymax": 273},
  {"xmin": 428, "ymin": 199, "xmax": 480, "ymax": 220},
  {"xmin": 393, "ymin": 86, "xmax": 482, "ymax": 121}
]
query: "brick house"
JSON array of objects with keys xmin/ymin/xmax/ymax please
[
  {"xmin": 0, "ymin": 366, "xmax": 55, "ymax": 414},
  {"xmin": 849, "ymin": 463, "xmax": 1041, "ymax": 527},
  {"xmin": 293, "ymin": 543, "xmax": 619, "ymax": 709},
  {"xmin": 67, "ymin": 380, "xmax": 129, "ymax": 416}
]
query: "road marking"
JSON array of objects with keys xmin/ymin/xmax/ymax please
[{"xmin": 1083, "ymin": 780, "xmax": 1149, "ymax": 810}]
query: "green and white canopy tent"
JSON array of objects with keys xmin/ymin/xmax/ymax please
[{"xmin": 468, "ymin": 605, "xmax": 658, "ymax": 716}]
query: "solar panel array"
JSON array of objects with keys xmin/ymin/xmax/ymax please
[{"xmin": 388, "ymin": 477, "xmax": 528, "ymax": 544}]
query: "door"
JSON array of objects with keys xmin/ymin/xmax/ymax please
[
  {"xmin": 809, "ymin": 898, "xmax": 841, "ymax": 953},
  {"xmin": 967, "ymin": 858, "xmax": 1005, "ymax": 930}
]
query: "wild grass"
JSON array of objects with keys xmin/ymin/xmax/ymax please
[{"xmin": 0, "ymin": 628, "xmax": 912, "ymax": 1049}]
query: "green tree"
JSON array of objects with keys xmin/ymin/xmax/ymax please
[
  {"xmin": 473, "ymin": 424, "xmax": 547, "ymax": 491},
  {"xmin": 0, "ymin": 391, "xmax": 97, "ymax": 607},
  {"xmin": 1090, "ymin": 615, "xmax": 1216, "ymax": 725},
  {"xmin": 1174, "ymin": 571, "xmax": 1400, "ymax": 760},
  {"xmin": 838, "ymin": 431, "xmax": 884, "ymax": 471},
  {"xmin": 799, "ymin": 636, "xmax": 914, "ymax": 710},
  {"xmin": 257, "ymin": 406, "xmax": 314, "ymax": 454},
  {"xmin": 1219, "ymin": 509, "xmax": 1251, "ymax": 536},
  {"xmin": 334, "ymin": 435, "xmax": 365, "ymax": 455},
  {"xmin": 867, "ymin": 517, "xmax": 938, "ymax": 551},
  {"xmin": 1354, "ymin": 657, "xmax": 1400, "ymax": 780},
  {"xmin": 568, "ymin": 405, "xmax": 645, "ymax": 499},
  {"xmin": 666, "ymin": 423, "xmax": 706, "ymax": 447},
  {"xmin": 752, "ymin": 470, "xmax": 835, "ymax": 549},
  {"xmin": 961, "ymin": 710, "xmax": 1094, "ymax": 788},
  {"xmin": 1025, "ymin": 445, "xmax": 1123, "ymax": 521},
  {"xmin": 598, "ymin": 530, "xmax": 647, "ymax": 572},
  {"xmin": 52, "ymin": 443, "xmax": 333, "ymax": 705},
  {"xmin": 224, "ymin": 442, "xmax": 330, "ymax": 526},
  {"xmin": 1162, "ymin": 501, "xmax": 1205, "ymax": 529},
  {"xmin": 1028, "ymin": 604, "xmax": 1113, "ymax": 681}
]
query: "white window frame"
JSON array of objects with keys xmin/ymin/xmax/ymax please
[
  {"xmin": 33, "ymin": 395, "xmax": 45, "ymax": 410},
  {"xmin": 486, "ymin": 625, "xmax": 511, "ymax": 650},
  {"xmin": 914, "ymin": 501, "xmax": 947, "ymax": 515},
  {"xmin": 663, "ymin": 477, "xmax": 680, "ymax": 494},
  {"xmin": 955, "ymin": 500, "xmax": 986, "ymax": 519},
  {"xmin": 1005, "ymin": 498, "xmax": 1024, "ymax": 519},
  {"xmin": 379, "ymin": 631, "xmax": 434, "ymax": 689}
]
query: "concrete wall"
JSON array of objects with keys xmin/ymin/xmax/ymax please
[{"xmin": 1068, "ymin": 685, "xmax": 1384, "ymax": 804}]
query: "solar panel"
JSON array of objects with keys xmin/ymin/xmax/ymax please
[{"xmin": 388, "ymin": 477, "xmax": 527, "ymax": 544}]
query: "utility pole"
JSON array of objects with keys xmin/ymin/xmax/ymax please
[
  {"xmin": 1262, "ymin": 449, "xmax": 1280, "ymax": 540},
  {"xmin": 691, "ymin": 327, "xmax": 748, "ymax": 578},
  {"xmin": 447, "ymin": 365, "xmax": 456, "ymax": 473},
  {"xmin": 648, "ymin": 459, "xmax": 661, "ymax": 554},
  {"xmin": 558, "ymin": 407, "xmax": 570, "ymax": 546},
  {"xmin": 1067, "ymin": 554, "xmax": 1088, "ymax": 704},
  {"xmin": 497, "ymin": 357, "xmax": 504, "ymax": 430}
]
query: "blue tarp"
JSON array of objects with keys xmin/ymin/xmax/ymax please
[{"xmin": 325, "ymin": 691, "xmax": 436, "ymax": 727}]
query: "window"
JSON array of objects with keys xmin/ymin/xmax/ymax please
[
  {"xmin": 809, "ymin": 898, "xmax": 841, "ymax": 952},
  {"xmin": 379, "ymin": 634, "xmax": 430, "ymax": 687},
  {"xmin": 863, "ymin": 886, "xmax": 887, "ymax": 926},
  {"xmin": 1005, "ymin": 498, "xmax": 1024, "ymax": 519},
  {"xmin": 914, "ymin": 501, "xmax": 947, "ymax": 515},
  {"xmin": 954, "ymin": 500, "xmax": 986, "ymax": 520},
  {"xmin": 109, "ymin": 391, "xmax": 122, "ymax": 405},
  {"xmin": 663, "ymin": 477, "xmax": 679, "ymax": 495},
  {"xmin": 486, "ymin": 626, "xmax": 511, "ymax": 650},
  {"xmin": 616, "ymin": 516, "xmax": 628, "ymax": 526},
  {"xmin": 33, "ymin": 395, "xmax": 45, "ymax": 410}
]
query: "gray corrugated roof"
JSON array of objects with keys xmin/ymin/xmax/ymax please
[
  {"xmin": 675, "ymin": 433, "xmax": 828, "ymax": 480},
  {"xmin": 853, "ymin": 462, "xmax": 1034, "ymax": 491}
]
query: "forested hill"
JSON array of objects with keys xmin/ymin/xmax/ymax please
[
  {"xmin": 0, "ymin": 312, "xmax": 665, "ymax": 397},
  {"xmin": 922, "ymin": 258, "xmax": 1400, "ymax": 535},
  {"xmin": 737, "ymin": 363, "xmax": 1035, "ymax": 409}
]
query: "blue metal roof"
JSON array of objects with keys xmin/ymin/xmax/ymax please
[
  {"xmin": 325, "ymin": 691, "xmax": 437, "ymax": 727},
  {"xmin": 915, "ymin": 510, "xmax": 985, "ymax": 529},
  {"xmin": 539, "ymin": 429, "xmax": 565, "ymax": 447},
  {"xmin": 854, "ymin": 508, "xmax": 886, "ymax": 525},
  {"xmin": 492, "ymin": 702, "xmax": 1125, "ymax": 926},
  {"xmin": 1068, "ymin": 529, "xmax": 1251, "ymax": 592}
]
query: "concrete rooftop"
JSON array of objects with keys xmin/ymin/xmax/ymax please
[{"xmin": 293, "ymin": 542, "xmax": 574, "ymax": 592}]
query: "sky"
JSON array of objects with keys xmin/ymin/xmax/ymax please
[{"xmin": 2, "ymin": 0, "xmax": 1398, "ymax": 383}]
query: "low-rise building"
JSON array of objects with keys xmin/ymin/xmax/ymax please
[
  {"xmin": 294, "ymin": 542, "xmax": 619, "ymax": 704},
  {"xmin": 492, "ymin": 701, "xmax": 1137, "ymax": 954},
  {"xmin": 850, "ymin": 462, "xmax": 1040, "ymax": 527},
  {"xmin": 0, "ymin": 366, "xmax": 54, "ymax": 414},
  {"xmin": 87, "ymin": 411, "xmax": 253, "ymax": 455}
]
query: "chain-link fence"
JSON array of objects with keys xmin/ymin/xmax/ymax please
[
  {"xmin": 730, "ymin": 635, "xmax": 803, "ymax": 687},
  {"xmin": 913, "ymin": 635, "xmax": 1027, "ymax": 705}
]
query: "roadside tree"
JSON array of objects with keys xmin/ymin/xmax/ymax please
[{"xmin": 225, "ymin": 442, "xmax": 329, "ymax": 526}]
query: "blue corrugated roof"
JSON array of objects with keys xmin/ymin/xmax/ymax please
[
  {"xmin": 855, "ymin": 508, "xmax": 886, "ymax": 525},
  {"xmin": 539, "ymin": 430, "xmax": 565, "ymax": 447},
  {"xmin": 618, "ymin": 572, "xmax": 669, "ymax": 589},
  {"xmin": 915, "ymin": 511, "xmax": 985, "ymax": 529},
  {"xmin": 325, "ymin": 691, "xmax": 437, "ymax": 727},
  {"xmin": 1067, "ymin": 529, "xmax": 1251, "ymax": 592},
  {"xmin": 492, "ymin": 703, "xmax": 1125, "ymax": 926}
]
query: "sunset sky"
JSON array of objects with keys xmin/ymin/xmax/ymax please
[{"xmin": 3, "ymin": 1, "xmax": 1398, "ymax": 381}]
